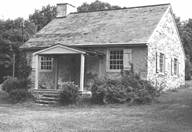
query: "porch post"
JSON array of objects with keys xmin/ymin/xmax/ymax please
[
  {"xmin": 35, "ymin": 55, "xmax": 39, "ymax": 89},
  {"xmin": 80, "ymin": 54, "xmax": 85, "ymax": 91}
]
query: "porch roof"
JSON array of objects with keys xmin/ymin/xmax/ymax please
[{"xmin": 33, "ymin": 44, "xmax": 104, "ymax": 56}]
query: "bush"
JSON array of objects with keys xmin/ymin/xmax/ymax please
[
  {"xmin": 91, "ymin": 79, "xmax": 130, "ymax": 104},
  {"xmin": 2, "ymin": 77, "xmax": 31, "ymax": 102},
  {"xmin": 91, "ymin": 73, "xmax": 161, "ymax": 104},
  {"xmin": 58, "ymin": 82, "xmax": 79, "ymax": 105}
]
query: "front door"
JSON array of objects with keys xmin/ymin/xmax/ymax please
[{"xmin": 56, "ymin": 55, "xmax": 80, "ymax": 89}]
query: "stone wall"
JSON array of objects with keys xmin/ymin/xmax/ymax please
[{"xmin": 147, "ymin": 10, "xmax": 185, "ymax": 89}]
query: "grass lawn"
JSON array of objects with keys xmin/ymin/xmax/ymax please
[{"xmin": 1, "ymin": 84, "xmax": 192, "ymax": 131}]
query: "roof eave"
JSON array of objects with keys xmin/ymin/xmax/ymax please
[
  {"xmin": 69, "ymin": 43, "xmax": 147, "ymax": 47},
  {"xmin": 21, "ymin": 42, "xmax": 148, "ymax": 51}
]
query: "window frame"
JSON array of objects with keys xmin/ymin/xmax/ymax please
[
  {"xmin": 159, "ymin": 53, "xmax": 165, "ymax": 74},
  {"xmin": 39, "ymin": 56, "xmax": 54, "ymax": 72},
  {"xmin": 106, "ymin": 48, "xmax": 124, "ymax": 72},
  {"xmin": 173, "ymin": 58, "xmax": 179, "ymax": 76}
]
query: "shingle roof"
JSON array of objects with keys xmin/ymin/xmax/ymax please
[{"xmin": 21, "ymin": 3, "xmax": 170, "ymax": 49}]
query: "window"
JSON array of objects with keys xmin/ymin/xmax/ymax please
[
  {"xmin": 40, "ymin": 56, "xmax": 53, "ymax": 71},
  {"xmin": 174, "ymin": 58, "xmax": 178, "ymax": 75},
  {"xmin": 109, "ymin": 50, "xmax": 123, "ymax": 70},
  {"xmin": 159, "ymin": 53, "xmax": 165, "ymax": 73}
]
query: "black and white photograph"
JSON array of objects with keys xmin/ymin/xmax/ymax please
[{"xmin": 0, "ymin": 0, "xmax": 190, "ymax": 131}]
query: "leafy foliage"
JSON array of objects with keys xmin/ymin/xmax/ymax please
[
  {"xmin": 15, "ymin": 52, "xmax": 31, "ymax": 79},
  {"xmin": 0, "ymin": 40, "xmax": 14, "ymax": 82},
  {"xmin": 0, "ymin": 18, "xmax": 36, "ymax": 42},
  {"xmin": 0, "ymin": 17, "xmax": 36, "ymax": 81},
  {"xmin": 58, "ymin": 82, "xmax": 79, "ymax": 105},
  {"xmin": 185, "ymin": 56, "xmax": 191, "ymax": 80},
  {"xmin": 29, "ymin": 5, "xmax": 56, "ymax": 31},
  {"xmin": 91, "ymin": 73, "xmax": 161, "ymax": 104},
  {"xmin": 2, "ymin": 77, "xmax": 31, "ymax": 102},
  {"xmin": 175, "ymin": 17, "xmax": 192, "ymax": 79},
  {"xmin": 77, "ymin": 0, "xmax": 121, "ymax": 12}
]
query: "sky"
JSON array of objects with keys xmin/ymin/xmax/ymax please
[{"xmin": 0, "ymin": 0, "xmax": 191, "ymax": 20}]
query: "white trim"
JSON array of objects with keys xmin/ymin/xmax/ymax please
[
  {"xmin": 158, "ymin": 52, "xmax": 166, "ymax": 75},
  {"xmin": 54, "ymin": 57, "xmax": 58, "ymax": 89},
  {"xmin": 34, "ymin": 55, "xmax": 39, "ymax": 89},
  {"xmin": 80, "ymin": 54, "xmax": 85, "ymax": 91},
  {"xmin": 61, "ymin": 42, "xmax": 147, "ymax": 47},
  {"xmin": 173, "ymin": 57, "xmax": 179, "ymax": 76},
  {"xmin": 33, "ymin": 45, "xmax": 86, "ymax": 56},
  {"xmin": 147, "ymin": 6, "xmax": 171, "ymax": 44}
]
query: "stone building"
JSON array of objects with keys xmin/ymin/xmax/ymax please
[{"xmin": 20, "ymin": 3, "xmax": 185, "ymax": 92}]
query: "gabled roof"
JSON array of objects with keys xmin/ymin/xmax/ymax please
[
  {"xmin": 33, "ymin": 44, "xmax": 86, "ymax": 55},
  {"xmin": 21, "ymin": 3, "xmax": 170, "ymax": 49}
]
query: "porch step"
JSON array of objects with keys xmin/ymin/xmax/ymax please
[
  {"xmin": 32, "ymin": 89, "xmax": 60, "ymax": 94},
  {"xmin": 31, "ymin": 89, "xmax": 92, "ymax": 105},
  {"xmin": 37, "ymin": 96, "xmax": 60, "ymax": 101},
  {"xmin": 31, "ymin": 89, "xmax": 60, "ymax": 105},
  {"xmin": 35, "ymin": 99, "xmax": 59, "ymax": 104}
]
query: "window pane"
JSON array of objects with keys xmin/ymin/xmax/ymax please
[
  {"xmin": 40, "ymin": 56, "xmax": 53, "ymax": 70},
  {"xmin": 109, "ymin": 49, "xmax": 123, "ymax": 70}
]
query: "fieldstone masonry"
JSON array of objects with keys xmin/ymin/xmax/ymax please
[{"xmin": 147, "ymin": 10, "xmax": 185, "ymax": 89}]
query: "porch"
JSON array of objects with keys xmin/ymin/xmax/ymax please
[{"xmin": 33, "ymin": 44, "xmax": 103, "ymax": 93}]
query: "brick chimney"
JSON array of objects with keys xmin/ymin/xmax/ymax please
[{"xmin": 56, "ymin": 3, "xmax": 77, "ymax": 18}]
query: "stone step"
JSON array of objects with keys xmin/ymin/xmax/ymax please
[
  {"xmin": 32, "ymin": 89, "xmax": 92, "ymax": 105},
  {"xmin": 42, "ymin": 94, "xmax": 58, "ymax": 97},
  {"xmin": 39, "ymin": 96, "xmax": 60, "ymax": 101},
  {"xmin": 32, "ymin": 89, "xmax": 60, "ymax": 104},
  {"xmin": 35, "ymin": 99, "xmax": 59, "ymax": 104},
  {"xmin": 33, "ymin": 90, "xmax": 59, "ymax": 94}
]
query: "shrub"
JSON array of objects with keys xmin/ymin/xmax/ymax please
[
  {"xmin": 91, "ymin": 73, "xmax": 161, "ymax": 104},
  {"xmin": 58, "ymin": 82, "xmax": 79, "ymax": 105},
  {"xmin": 2, "ymin": 77, "xmax": 31, "ymax": 102},
  {"xmin": 91, "ymin": 79, "xmax": 131, "ymax": 104}
]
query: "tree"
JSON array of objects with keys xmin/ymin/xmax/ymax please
[
  {"xmin": 77, "ymin": 0, "xmax": 121, "ymax": 12},
  {"xmin": 0, "ymin": 39, "xmax": 12, "ymax": 67},
  {"xmin": 29, "ymin": 5, "xmax": 56, "ymax": 31},
  {"xmin": 0, "ymin": 39, "xmax": 13, "ymax": 82},
  {"xmin": 0, "ymin": 17, "xmax": 36, "ymax": 82},
  {"xmin": 178, "ymin": 19, "xmax": 192, "ymax": 59},
  {"xmin": 175, "ymin": 16, "xmax": 192, "ymax": 79},
  {"xmin": 0, "ymin": 18, "xmax": 36, "ymax": 43}
]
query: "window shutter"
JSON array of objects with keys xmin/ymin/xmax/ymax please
[
  {"xmin": 156, "ymin": 52, "xmax": 160, "ymax": 73},
  {"xmin": 106, "ymin": 49, "xmax": 110, "ymax": 71},
  {"xmin": 123, "ymin": 49, "xmax": 132, "ymax": 70},
  {"xmin": 177, "ymin": 61, "xmax": 179, "ymax": 75},
  {"xmin": 163, "ymin": 55, "xmax": 166, "ymax": 73}
]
